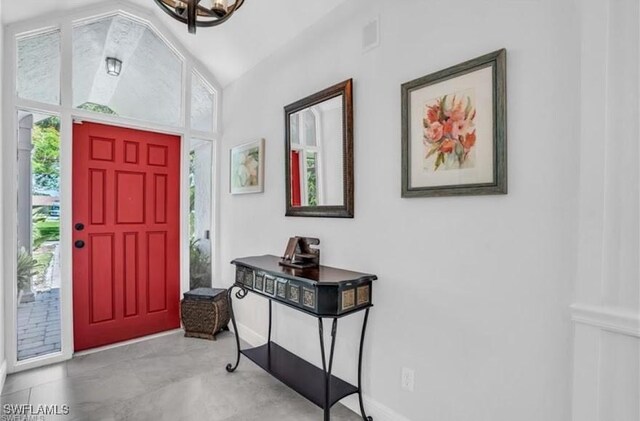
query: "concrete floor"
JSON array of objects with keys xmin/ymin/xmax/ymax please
[{"xmin": 0, "ymin": 331, "xmax": 362, "ymax": 421}]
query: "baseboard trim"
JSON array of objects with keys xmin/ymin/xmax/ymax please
[
  {"xmin": 0, "ymin": 360, "xmax": 7, "ymax": 394},
  {"xmin": 341, "ymin": 394, "xmax": 413, "ymax": 421},
  {"xmin": 235, "ymin": 322, "xmax": 413, "ymax": 421},
  {"xmin": 73, "ymin": 328, "xmax": 183, "ymax": 357},
  {"xmin": 235, "ymin": 322, "xmax": 265, "ymax": 347},
  {"xmin": 571, "ymin": 303, "xmax": 640, "ymax": 338}
]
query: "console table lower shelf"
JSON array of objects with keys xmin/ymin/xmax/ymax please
[
  {"xmin": 242, "ymin": 342, "xmax": 358, "ymax": 409},
  {"xmin": 225, "ymin": 285, "xmax": 373, "ymax": 421}
]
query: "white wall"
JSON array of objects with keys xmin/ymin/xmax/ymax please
[
  {"xmin": 0, "ymin": 0, "xmax": 6, "ymax": 391},
  {"xmin": 571, "ymin": 1, "xmax": 640, "ymax": 420},
  {"xmin": 220, "ymin": 1, "xmax": 579, "ymax": 420}
]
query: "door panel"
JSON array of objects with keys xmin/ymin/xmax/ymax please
[{"xmin": 73, "ymin": 122, "xmax": 181, "ymax": 351}]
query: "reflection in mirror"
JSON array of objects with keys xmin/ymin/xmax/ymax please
[
  {"xmin": 289, "ymin": 96, "xmax": 344, "ymax": 207},
  {"xmin": 285, "ymin": 79, "xmax": 353, "ymax": 218}
]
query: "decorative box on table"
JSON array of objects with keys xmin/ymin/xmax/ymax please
[{"xmin": 180, "ymin": 288, "xmax": 230, "ymax": 340}]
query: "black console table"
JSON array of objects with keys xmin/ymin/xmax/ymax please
[{"xmin": 226, "ymin": 255, "xmax": 377, "ymax": 421}]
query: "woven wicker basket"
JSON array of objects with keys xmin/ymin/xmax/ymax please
[{"xmin": 180, "ymin": 288, "xmax": 230, "ymax": 340}]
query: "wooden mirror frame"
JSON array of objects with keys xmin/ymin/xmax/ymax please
[{"xmin": 284, "ymin": 79, "xmax": 354, "ymax": 218}]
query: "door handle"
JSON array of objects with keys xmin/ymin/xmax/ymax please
[
  {"xmin": 75, "ymin": 223, "xmax": 85, "ymax": 231},
  {"xmin": 75, "ymin": 240, "xmax": 85, "ymax": 249}
]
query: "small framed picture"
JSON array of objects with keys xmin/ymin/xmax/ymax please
[
  {"xmin": 276, "ymin": 279, "xmax": 287, "ymax": 299},
  {"xmin": 357, "ymin": 285, "xmax": 370, "ymax": 306},
  {"xmin": 341, "ymin": 289, "xmax": 355, "ymax": 311},
  {"xmin": 288, "ymin": 284, "xmax": 301, "ymax": 304},
  {"xmin": 254, "ymin": 273, "xmax": 264, "ymax": 291},
  {"xmin": 303, "ymin": 288, "xmax": 316, "ymax": 309},
  {"xmin": 230, "ymin": 139, "xmax": 265, "ymax": 195},
  {"xmin": 264, "ymin": 276, "xmax": 275, "ymax": 296},
  {"xmin": 243, "ymin": 270, "xmax": 254, "ymax": 289},
  {"xmin": 235, "ymin": 268, "xmax": 244, "ymax": 285},
  {"xmin": 401, "ymin": 49, "xmax": 507, "ymax": 197}
]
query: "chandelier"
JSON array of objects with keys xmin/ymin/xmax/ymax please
[{"xmin": 154, "ymin": 0, "xmax": 245, "ymax": 34}]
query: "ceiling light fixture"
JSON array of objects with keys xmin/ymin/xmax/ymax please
[
  {"xmin": 154, "ymin": 0, "xmax": 245, "ymax": 34},
  {"xmin": 105, "ymin": 57, "xmax": 123, "ymax": 76}
]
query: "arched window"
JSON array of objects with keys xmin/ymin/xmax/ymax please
[{"xmin": 4, "ymin": 5, "xmax": 220, "ymax": 372}]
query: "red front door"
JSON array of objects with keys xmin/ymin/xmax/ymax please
[{"xmin": 73, "ymin": 122, "xmax": 181, "ymax": 351}]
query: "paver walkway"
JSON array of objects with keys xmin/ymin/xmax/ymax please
[{"xmin": 17, "ymin": 288, "xmax": 61, "ymax": 360}]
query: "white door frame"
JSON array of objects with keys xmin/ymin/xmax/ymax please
[{"xmin": 2, "ymin": 0, "xmax": 222, "ymax": 373}]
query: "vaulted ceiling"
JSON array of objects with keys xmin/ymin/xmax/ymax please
[{"xmin": 1, "ymin": 0, "xmax": 349, "ymax": 87}]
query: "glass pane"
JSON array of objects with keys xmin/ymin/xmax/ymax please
[
  {"xmin": 290, "ymin": 115, "xmax": 300, "ymax": 145},
  {"xmin": 17, "ymin": 31, "xmax": 61, "ymax": 105},
  {"xmin": 189, "ymin": 139, "xmax": 213, "ymax": 290},
  {"xmin": 306, "ymin": 152, "xmax": 318, "ymax": 207},
  {"xmin": 17, "ymin": 111, "xmax": 61, "ymax": 361},
  {"xmin": 73, "ymin": 15, "xmax": 183, "ymax": 126},
  {"xmin": 191, "ymin": 73, "xmax": 215, "ymax": 133},
  {"xmin": 303, "ymin": 110, "xmax": 317, "ymax": 146}
]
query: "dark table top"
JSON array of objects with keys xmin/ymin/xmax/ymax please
[{"xmin": 232, "ymin": 255, "xmax": 377, "ymax": 285}]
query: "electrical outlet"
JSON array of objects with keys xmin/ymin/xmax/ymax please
[{"xmin": 401, "ymin": 367, "xmax": 414, "ymax": 392}]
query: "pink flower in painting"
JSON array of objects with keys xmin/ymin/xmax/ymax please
[
  {"xmin": 425, "ymin": 121, "xmax": 444, "ymax": 143},
  {"xmin": 422, "ymin": 93, "xmax": 477, "ymax": 170},
  {"xmin": 449, "ymin": 118, "xmax": 467, "ymax": 138},
  {"xmin": 442, "ymin": 119, "xmax": 453, "ymax": 136},
  {"xmin": 463, "ymin": 130, "xmax": 476, "ymax": 152},
  {"xmin": 446, "ymin": 97, "xmax": 466, "ymax": 122},
  {"xmin": 440, "ymin": 139, "xmax": 455, "ymax": 154},
  {"xmin": 425, "ymin": 104, "xmax": 440, "ymax": 124}
]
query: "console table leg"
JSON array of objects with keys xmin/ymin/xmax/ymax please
[
  {"xmin": 267, "ymin": 300, "xmax": 273, "ymax": 366},
  {"xmin": 268, "ymin": 300, "xmax": 273, "ymax": 343},
  {"xmin": 226, "ymin": 286, "xmax": 246, "ymax": 373},
  {"xmin": 358, "ymin": 308, "xmax": 373, "ymax": 421},
  {"xmin": 319, "ymin": 318, "xmax": 339, "ymax": 421}
]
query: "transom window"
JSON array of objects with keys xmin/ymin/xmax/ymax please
[
  {"xmin": 72, "ymin": 14, "xmax": 184, "ymax": 127},
  {"xmin": 15, "ymin": 12, "xmax": 218, "ymax": 134}
]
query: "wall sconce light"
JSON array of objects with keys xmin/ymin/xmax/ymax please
[{"xmin": 105, "ymin": 57, "xmax": 123, "ymax": 76}]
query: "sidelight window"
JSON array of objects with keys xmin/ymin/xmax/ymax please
[
  {"xmin": 16, "ymin": 111, "xmax": 62, "ymax": 361},
  {"xmin": 189, "ymin": 139, "xmax": 213, "ymax": 289}
]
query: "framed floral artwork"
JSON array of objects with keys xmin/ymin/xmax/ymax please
[
  {"xmin": 230, "ymin": 139, "xmax": 265, "ymax": 194},
  {"xmin": 401, "ymin": 49, "xmax": 507, "ymax": 197}
]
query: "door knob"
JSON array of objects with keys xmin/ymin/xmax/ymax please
[
  {"xmin": 75, "ymin": 240, "xmax": 85, "ymax": 249},
  {"xmin": 75, "ymin": 223, "xmax": 85, "ymax": 231}
]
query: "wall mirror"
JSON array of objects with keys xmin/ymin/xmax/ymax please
[{"xmin": 285, "ymin": 79, "xmax": 354, "ymax": 218}]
